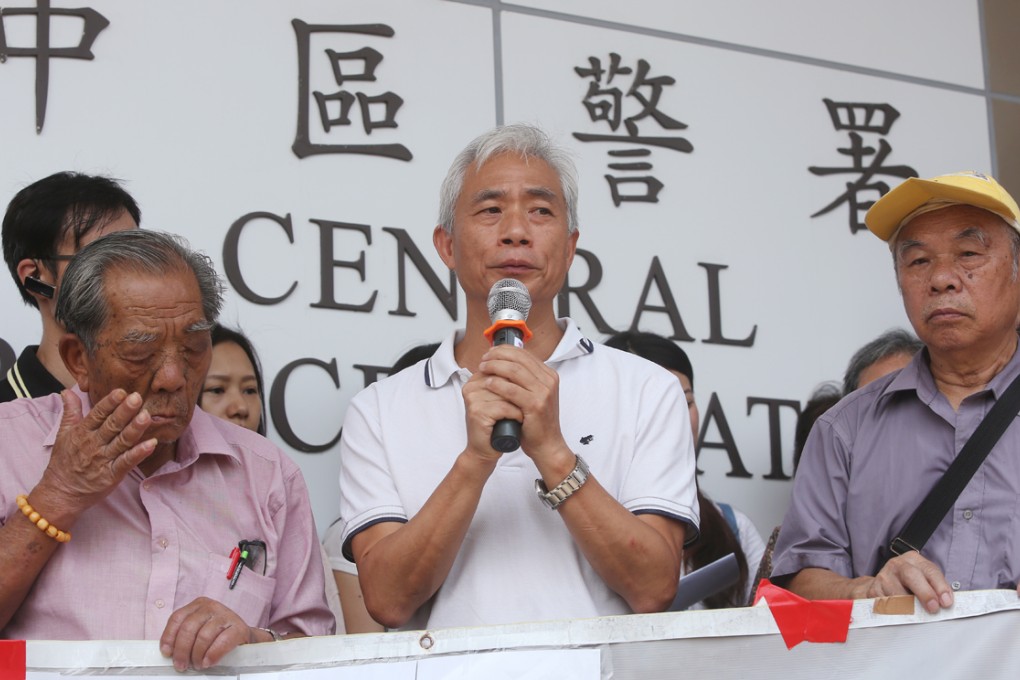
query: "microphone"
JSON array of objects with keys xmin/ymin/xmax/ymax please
[{"xmin": 483, "ymin": 278, "xmax": 533, "ymax": 452}]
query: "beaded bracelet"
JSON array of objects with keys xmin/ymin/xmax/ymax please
[{"xmin": 16, "ymin": 495, "xmax": 71, "ymax": 543}]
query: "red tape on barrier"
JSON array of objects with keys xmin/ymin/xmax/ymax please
[
  {"xmin": 0, "ymin": 640, "xmax": 26, "ymax": 680},
  {"xmin": 754, "ymin": 579, "xmax": 853, "ymax": 649}
]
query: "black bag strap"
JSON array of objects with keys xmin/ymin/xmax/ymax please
[{"xmin": 886, "ymin": 370, "xmax": 1020, "ymax": 559}]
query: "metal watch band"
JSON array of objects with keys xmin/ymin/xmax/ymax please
[
  {"xmin": 256, "ymin": 627, "xmax": 283, "ymax": 642},
  {"xmin": 535, "ymin": 455, "xmax": 590, "ymax": 509}
]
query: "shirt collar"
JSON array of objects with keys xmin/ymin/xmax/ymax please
[
  {"xmin": 424, "ymin": 317, "xmax": 595, "ymax": 389},
  {"xmin": 176, "ymin": 407, "xmax": 243, "ymax": 467},
  {"xmin": 877, "ymin": 335, "xmax": 1020, "ymax": 406},
  {"xmin": 874, "ymin": 350, "xmax": 934, "ymax": 407},
  {"xmin": 7, "ymin": 345, "xmax": 64, "ymax": 400}
]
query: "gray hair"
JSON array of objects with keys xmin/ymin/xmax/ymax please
[
  {"xmin": 55, "ymin": 230, "xmax": 224, "ymax": 353},
  {"xmin": 842, "ymin": 328, "xmax": 923, "ymax": 395},
  {"xmin": 437, "ymin": 123, "xmax": 579, "ymax": 234}
]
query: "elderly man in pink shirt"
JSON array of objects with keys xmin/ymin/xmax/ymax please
[{"xmin": 0, "ymin": 230, "xmax": 333, "ymax": 670}]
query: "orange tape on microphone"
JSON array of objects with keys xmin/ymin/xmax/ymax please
[{"xmin": 483, "ymin": 318, "xmax": 533, "ymax": 345}]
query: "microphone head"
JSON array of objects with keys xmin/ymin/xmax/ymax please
[{"xmin": 487, "ymin": 278, "xmax": 532, "ymax": 323}]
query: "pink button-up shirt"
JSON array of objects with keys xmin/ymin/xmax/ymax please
[{"xmin": 0, "ymin": 388, "xmax": 334, "ymax": 640}]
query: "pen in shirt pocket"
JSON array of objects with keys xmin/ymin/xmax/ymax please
[{"xmin": 226, "ymin": 546, "xmax": 241, "ymax": 579}]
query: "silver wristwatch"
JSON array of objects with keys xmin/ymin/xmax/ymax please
[
  {"xmin": 535, "ymin": 455, "xmax": 590, "ymax": 509},
  {"xmin": 256, "ymin": 627, "xmax": 283, "ymax": 642}
]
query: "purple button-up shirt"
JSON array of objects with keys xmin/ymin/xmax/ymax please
[
  {"xmin": 0, "ymin": 388, "xmax": 334, "ymax": 640},
  {"xmin": 772, "ymin": 344, "xmax": 1020, "ymax": 591}
]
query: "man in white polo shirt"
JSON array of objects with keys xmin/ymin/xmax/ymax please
[{"xmin": 338, "ymin": 123, "xmax": 699, "ymax": 630}]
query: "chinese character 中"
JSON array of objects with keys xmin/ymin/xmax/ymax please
[
  {"xmin": 573, "ymin": 52, "xmax": 693, "ymax": 207},
  {"xmin": 0, "ymin": 0, "xmax": 109, "ymax": 133},
  {"xmin": 292, "ymin": 19, "xmax": 411, "ymax": 161},
  {"xmin": 809, "ymin": 98, "xmax": 917, "ymax": 233}
]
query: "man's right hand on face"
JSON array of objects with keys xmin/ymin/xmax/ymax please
[{"xmin": 33, "ymin": 389, "xmax": 157, "ymax": 520}]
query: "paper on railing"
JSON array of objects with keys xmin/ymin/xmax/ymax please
[
  {"xmin": 420, "ymin": 649, "xmax": 600, "ymax": 680},
  {"xmin": 240, "ymin": 649, "xmax": 599, "ymax": 680},
  {"xmin": 243, "ymin": 660, "xmax": 417, "ymax": 680},
  {"xmin": 669, "ymin": 553, "xmax": 740, "ymax": 611}
]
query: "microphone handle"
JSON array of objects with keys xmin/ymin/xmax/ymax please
[{"xmin": 490, "ymin": 324, "xmax": 524, "ymax": 452}]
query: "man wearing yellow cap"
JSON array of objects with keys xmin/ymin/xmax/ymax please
[{"xmin": 771, "ymin": 171, "xmax": 1020, "ymax": 613}]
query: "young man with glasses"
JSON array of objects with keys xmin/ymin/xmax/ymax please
[{"xmin": 1, "ymin": 172, "xmax": 139, "ymax": 401}]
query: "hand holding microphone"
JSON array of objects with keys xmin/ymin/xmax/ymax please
[{"xmin": 483, "ymin": 278, "xmax": 532, "ymax": 452}]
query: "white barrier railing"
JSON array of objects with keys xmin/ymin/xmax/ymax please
[{"xmin": 15, "ymin": 590, "xmax": 1020, "ymax": 679}]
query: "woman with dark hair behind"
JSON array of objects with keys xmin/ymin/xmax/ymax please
[
  {"xmin": 199, "ymin": 323, "xmax": 268, "ymax": 435},
  {"xmin": 604, "ymin": 331, "xmax": 765, "ymax": 609}
]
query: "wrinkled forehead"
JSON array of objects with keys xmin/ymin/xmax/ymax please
[
  {"xmin": 100, "ymin": 257, "xmax": 192, "ymax": 290},
  {"xmin": 893, "ymin": 204, "xmax": 1013, "ymax": 251},
  {"xmin": 101, "ymin": 262, "xmax": 205, "ymax": 317}
]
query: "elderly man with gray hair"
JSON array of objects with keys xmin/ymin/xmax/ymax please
[
  {"xmin": 772, "ymin": 171, "xmax": 1020, "ymax": 614},
  {"xmin": 337, "ymin": 123, "xmax": 699, "ymax": 630},
  {"xmin": 0, "ymin": 230, "xmax": 333, "ymax": 668}
]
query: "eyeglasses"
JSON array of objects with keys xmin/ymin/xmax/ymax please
[
  {"xmin": 32, "ymin": 255, "xmax": 75, "ymax": 266},
  {"xmin": 240, "ymin": 539, "xmax": 267, "ymax": 575}
]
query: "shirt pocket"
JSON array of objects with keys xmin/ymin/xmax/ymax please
[{"xmin": 200, "ymin": 552, "xmax": 277, "ymax": 627}]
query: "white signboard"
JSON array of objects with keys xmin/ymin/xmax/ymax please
[{"xmin": 0, "ymin": 0, "xmax": 993, "ymax": 538}]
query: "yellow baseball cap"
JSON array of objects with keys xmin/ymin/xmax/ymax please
[{"xmin": 864, "ymin": 171, "xmax": 1020, "ymax": 241}]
